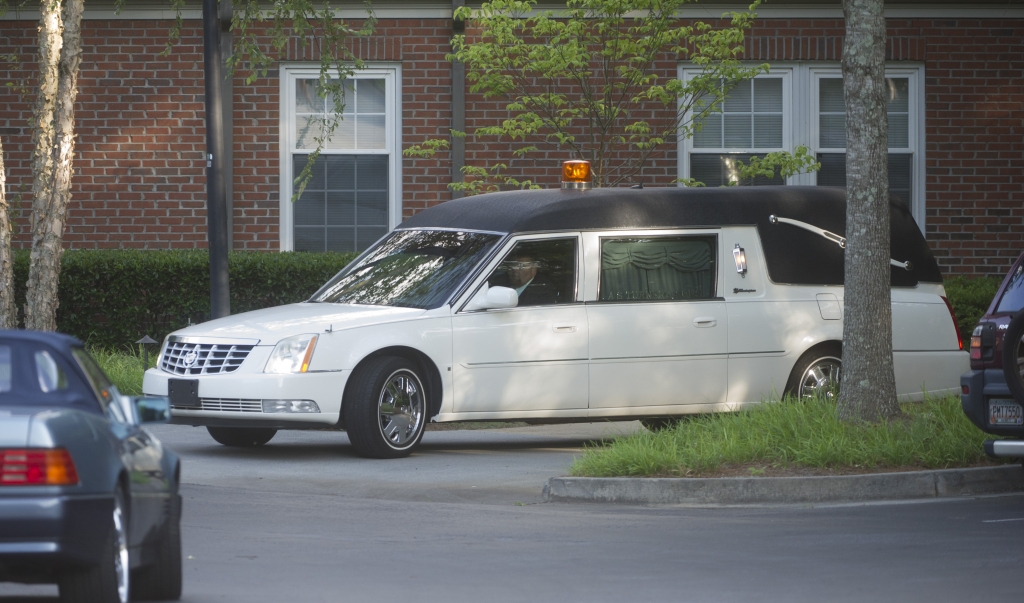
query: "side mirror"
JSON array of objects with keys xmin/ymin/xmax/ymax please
[
  {"xmin": 132, "ymin": 396, "xmax": 171, "ymax": 424},
  {"xmin": 465, "ymin": 284, "xmax": 519, "ymax": 311}
]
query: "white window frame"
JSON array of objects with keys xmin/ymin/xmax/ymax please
[
  {"xmin": 278, "ymin": 63, "xmax": 403, "ymax": 252},
  {"xmin": 677, "ymin": 68, "xmax": 793, "ymax": 183},
  {"xmin": 677, "ymin": 63, "xmax": 927, "ymax": 229}
]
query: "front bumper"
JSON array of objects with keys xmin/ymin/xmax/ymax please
[
  {"xmin": 143, "ymin": 367, "xmax": 352, "ymax": 428},
  {"xmin": 0, "ymin": 494, "xmax": 113, "ymax": 582},
  {"xmin": 961, "ymin": 369, "xmax": 1024, "ymax": 437}
]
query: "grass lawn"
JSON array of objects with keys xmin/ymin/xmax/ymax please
[{"xmin": 570, "ymin": 395, "xmax": 1010, "ymax": 478}]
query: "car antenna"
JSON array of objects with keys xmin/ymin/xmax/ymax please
[
  {"xmin": 631, "ymin": 181, "xmax": 644, "ymax": 189},
  {"xmin": 325, "ymin": 324, "xmax": 333, "ymax": 333}
]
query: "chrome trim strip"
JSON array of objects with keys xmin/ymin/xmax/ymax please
[{"xmin": 168, "ymin": 335, "xmax": 261, "ymax": 345}]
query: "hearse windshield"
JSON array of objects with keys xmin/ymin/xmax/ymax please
[{"xmin": 310, "ymin": 229, "xmax": 502, "ymax": 309}]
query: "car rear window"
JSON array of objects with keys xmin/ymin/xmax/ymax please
[{"xmin": 996, "ymin": 261, "xmax": 1024, "ymax": 314}]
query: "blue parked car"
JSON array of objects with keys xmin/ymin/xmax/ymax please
[{"xmin": 0, "ymin": 330, "xmax": 181, "ymax": 603}]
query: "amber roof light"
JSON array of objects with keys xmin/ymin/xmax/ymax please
[{"xmin": 561, "ymin": 160, "xmax": 592, "ymax": 190}]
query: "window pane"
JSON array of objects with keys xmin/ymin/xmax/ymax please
[
  {"xmin": 600, "ymin": 237, "xmax": 716, "ymax": 302},
  {"xmin": 326, "ymin": 191, "xmax": 355, "ymax": 226},
  {"xmin": 294, "ymin": 191, "xmax": 326, "ymax": 226},
  {"xmin": 723, "ymin": 115, "xmax": 752, "ymax": 147},
  {"xmin": 816, "ymin": 153, "xmax": 846, "ymax": 187},
  {"xmin": 358, "ymin": 79, "xmax": 386, "ymax": 114},
  {"xmin": 356, "ymin": 115, "xmax": 386, "ymax": 149},
  {"xmin": 294, "ymin": 154, "xmax": 389, "ymax": 252},
  {"xmin": 819, "ymin": 114, "xmax": 847, "ymax": 148},
  {"xmin": 888, "ymin": 153, "xmax": 913, "ymax": 205},
  {"xmin": 886, "ymin": 78, "xmax": 909, "ymax": 113},
  {"xmin": 487, "ymin": 239, "xmax": 577, "ymax": 307},
  {"xmin": 295, "ymin": 79, "xmax": 323, "ymax": 114},
  {"xmin": 35, "ymin": 351, "xmax": 68, "ymax": 393},
  {"xmin": 296, "ymin": 115, "xmax": 322, "ymax": 150},
  {"xmin": 814, "ymin": 152, "xmax": 913, "ymax": 205},
  {"xmin": 0, "ymin": 346, "xmax": 10, "ymax": 393},
  {"xmin": 690, "ymin": 154, "xmax": 785, "ymax": 187},
  {"xmin": 888, "ymin": 114, "xmax": 909, "ymax": 148},
  {"xmin": 723, "ymin": 80, "xmax": 751, "ymax": 112},
  {"xmin": 323, "ymin": 118, "xmax": 355, "ymax": 150},
  {"xmin": 754, "ymin": 115, "xmax": 783, "ymax": 148},
  {"xmin": 294, "ymin": 154, "xmax": 325, "ymax": 189},
  {"xmin": 692, "ymin": 114, "xmax": 722, "ymax": 148},
  {"xmin": 819, "ymin": 79, "xmax": 845, "ymax": 112},
  {"xmin": 325, "ymin": 227, "xmax": 355, "ymax": 253},
  {"xmin": 753, "ymin": 78, "xmax": 783, "ymax": 112}
]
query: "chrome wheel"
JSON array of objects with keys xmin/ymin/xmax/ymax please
[
  {"xmin": 797, "ymin": 356, "xmax": 842, "ymax": 401},
  {"xmin": 377, "ymin": 369, "xmax": 425, "ymax": 450},
  {"xmin": 113, "ymin": 493, "xmax": 129, "ymax": 603}
]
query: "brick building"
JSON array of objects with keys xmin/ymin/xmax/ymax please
[{"xmin": 0, "ymin": 0, "xmax": 1021, "ymax": 276}]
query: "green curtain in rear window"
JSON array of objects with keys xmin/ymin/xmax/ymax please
[{"xmin": 600, "ymin": 237, "xmax": 716, "ymax": 301}]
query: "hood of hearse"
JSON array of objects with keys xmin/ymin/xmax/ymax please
[{"xmin": 165, "ymin": 303, "xmax": 428, "ymax": 344}]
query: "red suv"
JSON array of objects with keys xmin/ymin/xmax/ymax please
[{"xmin": 961, "ymin": 251, "xmax": 1024, "ymax": 458}]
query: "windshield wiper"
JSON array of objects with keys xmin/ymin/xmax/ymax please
[{"xmin": 768, "ymin": 215, "xmax": 912, "ymax": 271}]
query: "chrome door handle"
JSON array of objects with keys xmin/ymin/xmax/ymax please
[
  {"xmin": 553, "ymin": 325, "xmax": 578, "ymax": 333},
  {"xmin": 693, "ymin": 317, "xmax": 717, "ymax": 328}
]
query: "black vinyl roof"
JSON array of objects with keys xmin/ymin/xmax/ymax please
[{"xmin": 399, "ymin": 186, "xmax": 943, "ymax": 285}]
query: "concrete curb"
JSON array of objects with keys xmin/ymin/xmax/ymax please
[{"xmin": 542, "ymin": 465, "xmax": 1024, "ymax": 505}]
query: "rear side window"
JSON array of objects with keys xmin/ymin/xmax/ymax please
[
  {"xmin": 599, "ymin": 236, "xmax": 717, "ymax": 302},
  {"xmin": 35, "ymin": 351, "xmax": 69, "ymax": 393},
  {"xmin": 0, "ymin": 346, "xmax": 11, "ymax": 393},
  {"xmin": 996, "ymin": 261, "xmax": 1024, "ymax": 314}
]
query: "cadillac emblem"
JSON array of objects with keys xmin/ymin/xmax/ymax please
[{"xmin": 183, "ymin": 350, "xmax": 199, "ymax": 367}]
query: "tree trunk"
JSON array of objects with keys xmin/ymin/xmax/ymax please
[
  {"xmin": 25, "ymin": 0, "xmax": 84, "ymax": 331},
  {"xmin": 836, "ymin": 0, "xmax": 899, "ymax": 422},
  {"xmin": 0, "ymin": 137, "xmax": 14, "ymax": 328}
]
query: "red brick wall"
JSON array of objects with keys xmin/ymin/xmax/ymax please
[{"xmin": 1, "ymin": 16, "xmax": 1021, "ymax": 276}]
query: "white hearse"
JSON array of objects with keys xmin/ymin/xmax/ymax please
[{"xmin": 143, "ymin": 176, "xmax": 967, "ymax": 458}]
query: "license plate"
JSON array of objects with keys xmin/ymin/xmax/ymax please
[
  {"xmin": 167, "ymin": 379, "xmax": 200, "ymax": 408},
  {"xmin": 989, "ymin": 399, "xmax": 1023, "ymax": 426}
]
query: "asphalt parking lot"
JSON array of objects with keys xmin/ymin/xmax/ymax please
[{"xmin": 3, "ymin": 422, "xmax": 1024, "ymax": 602}]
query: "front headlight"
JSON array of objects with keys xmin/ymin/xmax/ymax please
[{"xmin": 264, "ymin": 334, "xmax": 319, "ymax": 374}]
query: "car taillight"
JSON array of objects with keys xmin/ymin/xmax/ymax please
[
  {"xmin": 941, "ymin": 296, "xmax": 963, "ymax": 351},
  {"xmin": 970, "ymin": 325, "xmax": 983, "ymax": 360},
  {"xmin": 0, "ymin": 448, "xmax": 79, "ymax": 486}
]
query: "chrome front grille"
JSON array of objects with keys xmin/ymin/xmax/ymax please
[
  {"xmin": 172, "ymin": 398, "xmax": 263, "ymax": 412},
  {"xmin": 161, "ymin": 341, "xmax": 255, "ymax": 375}
]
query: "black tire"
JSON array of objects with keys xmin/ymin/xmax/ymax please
[
  {"xmin": 641, "ymin": 418, "xmax": 683, "ymax": 431},
  {"xmin": 59, "ymin": 488, "xmax": 127, "ymax": 603},
  {"xmin": 343, "ymin": 356, "xmax": 427, "ymax": 459},
  {"xmin": 1003, "ymin": 310, "xmax": 1024, "ymax": 403},
  {"xmin": 130, "ymin": 494, "xmax": 183, "ymax": 601},
  {"xmin": 206, "ymin": 426, "xmax": 277, "ymax": 447},
  {"xmin": 785, "ymin": 343, "xmax": 843, "ymax": 401}
]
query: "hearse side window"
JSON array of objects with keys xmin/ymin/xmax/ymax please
[
  {"xmin": 996, "ymin": 262, "xmax": 1024, "ymax": 314},
  {"xmin": 599, "ymin": 236, "xmax": 717, "ymax": 302},
  {"xmin": 486, "ymin": 238, "xmax": 577, "ymax": 307}
]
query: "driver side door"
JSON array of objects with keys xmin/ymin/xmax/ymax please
[{"xmin": 451, "ymin": 233, "xmax": 588, "ymax": 414}]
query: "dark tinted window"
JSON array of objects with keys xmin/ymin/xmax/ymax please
[
  {"xmin": 485, "ymin": 238, "xmax": 577, "ymax": 307},
  {"xmin": 312, "ymin": 229, "xmax": 501, "ymax": 309},
  {"xmin": 997, "ymin": 261, "xmax": 1024, "ymax": 314},
  {"xmin": 600, "ymin": 236, "xmax": 717, "ymax": 301},
  {"xmin": 0, "ymin": 346, "xmax": 10, "ymax": 393}
]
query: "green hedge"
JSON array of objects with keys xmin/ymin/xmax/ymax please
[
  {"xmin": 12, "ymin": 250, "xmax": 357, "ymax": 348},
  {"xmin": 943, "ymin": 276, "xmax": 1003, "ymax": 341}
]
